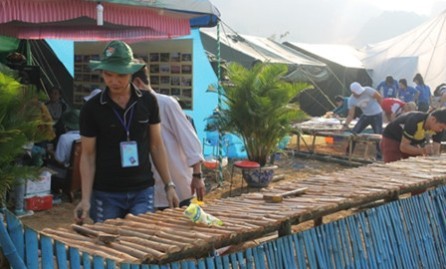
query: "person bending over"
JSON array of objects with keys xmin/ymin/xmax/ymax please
[
  {"xmin": 380, "ymin": 98, "xmax": 416, "ymax": 122},
  {"xmin": 342, "ymin": 82, "xmax": 383, "ymax": 159},
  {"xmin": 381, "ymin": 108, "xmax": 446, "ymax": 163}
]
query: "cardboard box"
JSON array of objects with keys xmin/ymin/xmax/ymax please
[
  {"xmin": 25, "ymin": 170, "xmax": 51, "ymax": 197},
  {"xmin": 25, "ymin": 195, "xmax": 53, "ymax": 211}
]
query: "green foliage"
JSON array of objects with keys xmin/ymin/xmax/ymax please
[
  {"xmin": 0, "ymin": 72, "xmax": 54, "ymax": 201},
  {"xmin": 214, "ymin": 62, "xmax": 311, "ymax": 166}
]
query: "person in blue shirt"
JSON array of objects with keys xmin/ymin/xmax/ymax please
[
  {"xmin": 332, "ymin": 95, "xmax": 349, "ymax": 117},
  {"xmin": 413, "ymin": 73, "xmax": 431, "ymax": 112},
  {"xmin": 377, "ymin": 76, "xmax": 399, "ymax": 98},
  {"xmin": 397, "ymin": 78, "xmax": 417, "ymax": 103}
]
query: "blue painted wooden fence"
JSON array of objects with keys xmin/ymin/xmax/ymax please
[{"xmin": 2, "ymin": 185, "xmax": 446, "ymax": 268}]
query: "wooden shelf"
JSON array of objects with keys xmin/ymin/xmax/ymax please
[{"xmin": 74, "ymin": 50, "xmax": 193, "ymax": 109}]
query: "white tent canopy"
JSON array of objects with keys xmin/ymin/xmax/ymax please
[
  {"xmin": 360, "ymin": 10, "xmax": 446, "ymax": 89},
  {"xmin": 284, "ymin": 42, "xmax": 366, "ymax": 69}
]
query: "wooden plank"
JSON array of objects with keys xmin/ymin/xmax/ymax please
[
  {"xmin": 41, "ymin": 235, "xmax": 55, "ymax": 269},
  {"xmin": 24, "ymin": 228, "xmax": 39, "ymax": 269},
  {"xmin": 378, "ymin": 207, "xmax": 399, "ymax": 268},
  {"xmin": 55, "ymin": 240, "xmax": 68, "ymax": 269},
  {"xmin": 345, "ymin": 216, "xmax": 367, "ymax": 268},
  {"xmin": 93, "ymin": 255, "xmax": 105, "ymax": 269},
  {"xmin": 40, "ymin": 230, "xmax": 135, "ymax": 263},
  {"xmin": 302, "ymin": 231, "xmax": 318, "ymax": 268},
  {"xmin": 421, "ymin": 194, "xmax": 446, "ymax": 265},
  {"xmin": 367, "ymin": 207, "xmax": 392, "ymax": 268},
  {"xmin": 263, "ymin": 187, "xmax": 307, "ymax": 203},
  {"xmin": 229, "ymin": 253, "xmax": 238, "ymax": 269},
  {"xmin": 309, "ymin": 228, "xmax": 328, "ymax": 268},
  {"xmin": 251, "ymin": 245, "xmax": 265, "ymax": 269},
  {"xmin": 323, "ymin": 221, "xmax": 343, "ymax": 268},
  {"xmin": 82, "ymin": 252, "xmax": 91, "ymax": 269},
  {"xmin": 69, "ymin": 247, "xmax": 81, "ymax": 269},
  {"xmin": 118, "ymin": 240, "xmax": 167, "ymax": 262},
  {"xmin": 96, "ymin": 222, "xmax": 233, "ymax": 243},
  {"xmin": 338, "ymin": 219, "xmax": 354, "ymax": 268},
  {"xmin": 356, "ymin": 213, "xmax": 377, "ymax": 268},
  {"xmin": 205, "ymin": 256, "xmax": 216, "ymax": 269},
  {"xmin": 387, "ymin": 204, "xmax": 414, "ymax": 268},
  {"xmin": 106, "ymin": 259, "xmax": 117, "ymax": 269},
  {"xmin": 0, "ymin": 213, "xmax": 27, "ymax": 269},
  {"xmin": 5, "ymin": 210, "xmax": 25, "ymax": 260}
]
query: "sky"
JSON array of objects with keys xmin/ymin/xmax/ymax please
[
  {"xmin": 210, "ymin": 0, "xmax": 446, "ymax": 46},
  {"xmin": 367, "ymin": 0, "xmax": 440, "ymax": 15}
]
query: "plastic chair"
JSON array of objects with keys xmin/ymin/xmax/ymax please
[{"xmin": 229, "ymin": 160, "xmax": 260, "ymax": 196}]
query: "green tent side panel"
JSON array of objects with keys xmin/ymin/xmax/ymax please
[{"xmin": 0, "ymin": 36, "xmax": 19, "ymax": 53}]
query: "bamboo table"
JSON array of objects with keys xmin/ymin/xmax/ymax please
[{"xmin": 39, "ymin": 155, "xmax": 446, "ymax": 264}]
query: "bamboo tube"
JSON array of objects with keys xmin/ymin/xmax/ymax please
[
  {"xmin": 40, "ymin": 231, "xmax": 138, "ymax": 263},
  {"xmin": 98, "ymin": 222, "xmax": 191, "ymax": 247},
  {"xmin": 117, "ymin": 239, "xmax": 167, "ymax": 261},
  {"xmin": 106, "ymin": 242, "xmax": 148, "ymax": 260},
  {"xmin": 118, "ymin": 236, "xmax": 180, "ymax": 253},
  {"xmin": 42, "ymin": 228, "xmax": 90, "ymax": 241}
]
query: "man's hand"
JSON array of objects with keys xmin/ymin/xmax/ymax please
[
  {"xmin": 324, "ymin": 111, "xmax": 334, "ymax": 118},
  {"xmin": 191, "ymin": 177, "xmax": 206, "ymax": 201},
  {"xmin": 423, "ymin": 144, "xmax": 434, "ymax": 156},
  {"xmin": 73, "ymin": 201, "xmax": 90, "ymax": 225},
  {"xmin": 166, "ymin": 187, "xmax": 180, "ymax": 208}
]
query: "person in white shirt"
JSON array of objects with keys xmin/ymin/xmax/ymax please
[
  {"xmin": 341, "ymin": 82, "xmax": 383, "ymax": 159},
  {"xmin": 54, "ymin": 109, "xmax": 81, "ymax": 166},
  {"xmin": 132, "ymin": 63, "xmax": 205, "ymax": 209},
  {"xmin": 48, "ymin": 109, "xmax": 81, "ymax": 199},
  {"xmin": 83, "ymin": 88, "xmax": 102, "ymax": 103}
]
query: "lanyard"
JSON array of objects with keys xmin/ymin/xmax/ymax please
[{"xmin": 112, "ymin": 106, "xmax": 135, "ymax": 141}]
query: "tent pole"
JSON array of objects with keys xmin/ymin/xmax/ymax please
[
  {"xmin": 217, "ymin": 21, "xmax": 224, "ymax": 185},
  {"xmin": 26, "ymin": 40, "xmax": 32, "ymax": 65}
]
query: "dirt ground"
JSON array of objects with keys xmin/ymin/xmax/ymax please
[{"xmin": 19, "ymin": 138, "xmax": 377, "ymax": 235}]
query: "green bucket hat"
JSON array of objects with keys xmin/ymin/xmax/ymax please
[
  {"xmin": 89, "ymin": 41, "xmax": 145, "ymax": 75},
  {"xmin": 61, "ymin": 109, "xmax": 80, "ymax": 130}
]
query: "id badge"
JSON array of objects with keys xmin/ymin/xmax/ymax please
[{"xmin": 120, "ymin": 141, "xmax": 139, "ymax": 167}]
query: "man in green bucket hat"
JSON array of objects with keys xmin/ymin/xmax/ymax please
[{"xmin": 74, "ymin": 41, "xmax": 179, "ymax": 223}]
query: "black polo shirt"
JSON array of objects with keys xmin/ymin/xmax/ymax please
[
  {"xmin": 382, "ymin": 111, "xmax": 442, "ymax": 145},
  {"xmin": 80, "ymin": 85, "xmax": 160, "ymax": 192}
]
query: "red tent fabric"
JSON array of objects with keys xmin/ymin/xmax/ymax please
[{"xmin": 0, "ymin": 0, "xmax": 192, "ymax": 41}]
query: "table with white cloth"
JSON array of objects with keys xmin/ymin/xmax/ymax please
[{"xmin": 292, "ymin": 117, "xmax": 382, "ymax": 162}]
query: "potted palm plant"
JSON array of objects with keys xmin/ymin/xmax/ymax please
[
  {"xmin": 210, "ymin": 62, "xmax": 310, "ymax": 187},
  {"xmin": 0, "ymin": 68, "xmax": 55, "ymax": 208}
]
